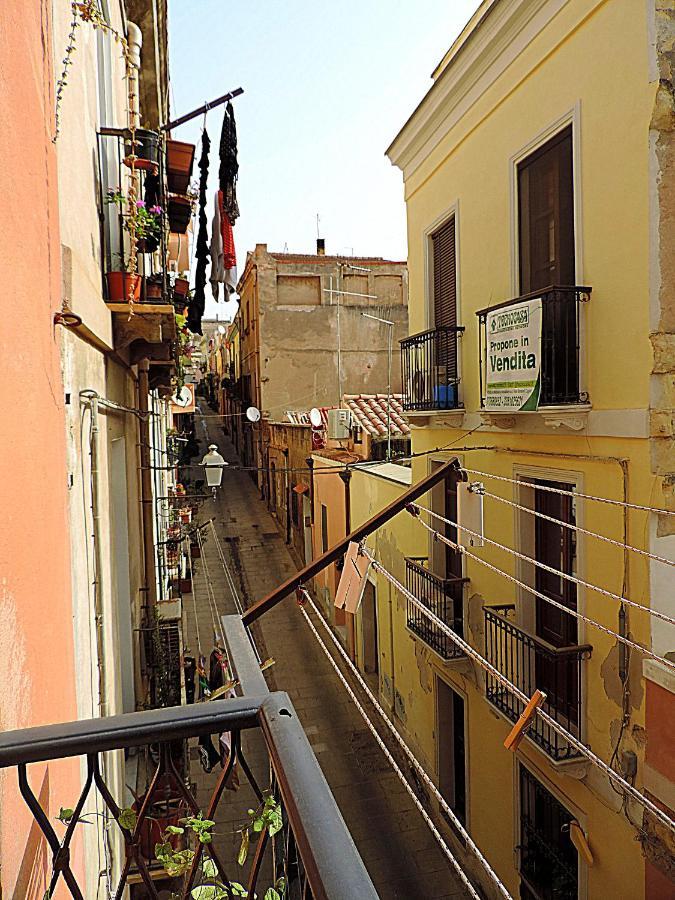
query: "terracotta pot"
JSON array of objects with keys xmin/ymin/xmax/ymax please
[
  {"xmin": 190, "ymin": 543, "xmax": 201, "ymax": 559},
  {"xmin": 106, "ymin": 271, "xmax": 140, "ymax": 303},
  {"xmin": 146, "ymin": 280, "xmax": 163, "ymax": 300},
  {"xmin": 168, "ymin": 196, "xmax": 192, "ymax": 234},
  {"xmin": 180, "ymin": 577, "xmax": 192, "ymax": 594},
  {"xmin": 180, "ymin": 512, "xmax": 190, "ymax": 524},
  {"xmin": 166, "ymin": 139, "xmax": 195, "ymax": 194},
  {"xmin": 174, "ymin": 277, "xmax": 189, "ymax": 298},
  {"xmin": 123, "ymin": 128, "xmax": 160, "ymax": 172}
]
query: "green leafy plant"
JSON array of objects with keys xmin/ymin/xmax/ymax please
[
  {"xmin": 106, "ymin": 190, "xmax": 164, "ymax": 241},
  {"xmin": 237, "ymin": 794, "xmax": 283, "ymax": 868}
]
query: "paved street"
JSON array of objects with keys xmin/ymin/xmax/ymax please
[{"xmin": 181, "ymin": 406, "xmax": 468, "ymax": 899}]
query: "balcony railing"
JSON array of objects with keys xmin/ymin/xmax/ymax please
[
  {"xmin": 478, "ymin": 285, "xmax": 591, "ymax": 408},
  {"xmin": 0, "ymin": 617, "xmax": 377, "ymax": 900},
  {"xmin": 400, "ymin": 326, "xmax": 464, "ymax": 411},
  {"xmin": 484, "ymin": 605, "xmax": 592, "ymax": 761},
  {"xmin": 405, "ymin": 557, "xmax": 467, "ymax": 660}
]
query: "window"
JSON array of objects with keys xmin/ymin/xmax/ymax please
[
  {"xmin": 519, "ymin": 766, "xmax": 578, "ymax": 900},
  {"xmin": 321, "ymin": 504, "xmax": 329, "ymax": 554},
  {"xmin": 518, "ymin": 126, "xmax": 575, "ymax": 294},
  {"xmin": 431, "ymin": 216, "xmax": 457, "ymax": 329}
]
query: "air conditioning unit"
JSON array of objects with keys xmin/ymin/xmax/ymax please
[{"xmin": 327, "ymin": 408, "xmax": 351, "ymax": 440}]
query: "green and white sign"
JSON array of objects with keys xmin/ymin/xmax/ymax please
[{"xmin": 485, "ymin": 298, "xmax": 542, "ymax": 411}]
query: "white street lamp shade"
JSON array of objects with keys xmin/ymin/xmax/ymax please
[{"xmin": 202, "ymin": 444, "xmax": 227, "ymax": 488}]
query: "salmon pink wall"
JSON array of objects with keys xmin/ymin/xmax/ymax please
[{"xmin": 0, "ymin": 1, "xmax": 81, "ymax": 895}]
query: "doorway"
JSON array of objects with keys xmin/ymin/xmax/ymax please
[
  {"xmin": 361, "ymin": 580, "xmax": 379, "ymax": 690},
  {"xmin": 436, "ymin": 677, "xmax": 466, "ymax": 827}
]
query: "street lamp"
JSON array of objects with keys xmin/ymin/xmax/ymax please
[{"xmin": 201, "ymin": 444, "xmax": 227, "ymax": 498}]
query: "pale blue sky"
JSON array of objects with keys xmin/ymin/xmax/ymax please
[{"xmin": 167, "ymin": 1, "xmax": 478, "ymax": 318}]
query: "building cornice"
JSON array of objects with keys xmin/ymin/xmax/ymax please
[{"xmin": 386, "ymin": 0, "xmax": 570, "ymax": 178}]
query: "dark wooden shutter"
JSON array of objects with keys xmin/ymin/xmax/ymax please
[
  {"xmin": 518, "ymin": 126, "xmax": 575, "ymax": 294},
  {"xmin": 432, "ymin": 217, "xmax": 457, "ymax": 328}
]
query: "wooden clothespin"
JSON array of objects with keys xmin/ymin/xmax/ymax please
[
  {"xmin": 569, "ymin": 820, "xmax": 594, "ymax": 866},
  {"xmin": 504, "ymin": 689, "xmax": 546, "ymax": 752}
]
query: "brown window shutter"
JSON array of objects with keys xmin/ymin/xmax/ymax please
[{"xmin": 432, "ymin": 217, "xmax": 457, "ymax": 328}]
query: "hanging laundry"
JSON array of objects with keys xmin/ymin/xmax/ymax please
[
  {"xmin": 188, "ymin": 129, "xmax": 211, "ymax": 335},
  {"xmin": 218, "ymin": 100, "xmax": 239, "ymax": 222},
  {"xmin": 209, "ymin": 190, "xmax": 238, "ymax": 300}
]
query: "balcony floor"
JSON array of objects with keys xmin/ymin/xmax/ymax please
[{"xmin": 185, "ymin": 412, "xmax": 470, "ymax": 899}]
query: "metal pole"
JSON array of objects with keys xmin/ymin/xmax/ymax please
[
  {"xmin": 138, "ymin": 361, "xmax": 157, "ymax": 608},
  {"xmin": 242, "ymin": 458, "xmax": 461, "ymax": 625},
  {"xmin": 387, "ymin": 323, "xmax": 392, "ymax": 462},
  {"xmin": 161, "ymin": 87, "xmax": 244, "ymax": 132}
]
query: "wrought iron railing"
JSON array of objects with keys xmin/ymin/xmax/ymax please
[
  {"xmin": 519, "ymin": 765, "xmax": 578, "ymax": 900},
  {"xmin": 97, "ymin": 128, "xmax": 169, "ymax": 304},
  {"xmin": 484, "ymin": 605, "xmax": 592, "ymax": 761},
  {"xmin": 477, "ymin": 285, "xmax": 591, "ymax": 408},
  {"xmin": 405, "ymin": 557, "xmax": 467, "ymax": 660},
  {"xmin": 400, "ymin": 326, "xmax": 464, "ymax": 411},
  {"xmin": 0, "ymin": 618, "xmax": 377, "ymax": 900}
]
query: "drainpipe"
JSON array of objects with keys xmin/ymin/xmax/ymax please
[
  {"xmin": 338, "ymin": 469, "xmax": 355, "ymax": 658},
  {"xmin": 305, "ymin": 456, "xmax": 315, "ymax": 525},
  {"xmin": 126, "ymin": 23, "xmax": 142, "ymax": 130},
  {"xmin": 283, "ymin": 447, "xmax": 291, "ymax": 544},
  {"xmin": 138, "ymin": 360, "xmax": 157, "ymax": 610}
]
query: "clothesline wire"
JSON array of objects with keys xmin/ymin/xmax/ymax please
[
  {"xmin": 297, "ymin": 588, "xmax": 512, "ymax": 899},
  {"xmin": 410, "ymin": 508, "xmax": 675, "ymax": 674},
  {"xmin": 297, "ymin": 601, "xmax": 484, "ymax": 900},
  {"xmin": 183, "ymin": 537, "xmax": 202, "ymax": 658},
  {"xmin": 195, "ymin": 527, "xmax": 227, "ymax": 651},
  {"xmin": 478, "ymin": 485, "xmax": 675, "ymax": 570},
  {"xmin": 364, "ymin": 550, "xmax": 675, "ymax": 836},
  {"xmin": 415, "ymin": 503, "xmax": 675, "ymax": 631},
  {"xmin": 462, "ymin": 467, "xmax": 675, "ymax": 518}
]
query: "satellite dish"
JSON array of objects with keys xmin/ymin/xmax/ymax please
[
  {"xmin": 309, "ymin": 407, "xmax": 323, "ymax": 428},
  {"xmin": 246, "ymin": 406, "xmax": 261, "ymax": 423},
  {"xmin": 217, "ymin": 324, "xmax": 226, "ymax": 335},
  {"xmin": 171, "ymin": 385, "xmax": 193, "ymax": 408}
]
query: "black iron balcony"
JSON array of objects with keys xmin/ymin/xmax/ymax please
[
  {"xmin": 405, "ymin": 557, "xmax": 467, "ymax": 660},
  {"xmin": 477, "ymin": 285, "xmax": 591, "ymax": 408},
  {"xmin": 484, "ymin": 605, "xmax": 592, "ymax": 761},
  {"xmin": 0, "ymin": 617, "xmax": 377, "ymax": 900},
  {"xmin": 400, "ymin": 326, "xmax": 464, "ymax": 411}
]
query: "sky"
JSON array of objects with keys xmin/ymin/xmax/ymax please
[{"xmin": 167, "ymin": 0, "xmax": 479, "ymax": 319}]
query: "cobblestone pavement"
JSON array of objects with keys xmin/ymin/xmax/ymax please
[{"xmin": 181, "ymin": 405, "xmax": 469, "ymax": 899}]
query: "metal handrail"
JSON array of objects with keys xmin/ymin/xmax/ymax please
[
  {"xmin": 400, "ymin": 324, "xmax": 465, "ymax": 345},
  {"xmin": 484, "ymin": 605, "xmax": 593, "ymax": 658},
  {"xmin": 405, "ymin": 555, "xmax": 469, "ymax": 589},
  {"xmin": 475, "ymin": 285, "xmax": 592, "ymax": 317}
]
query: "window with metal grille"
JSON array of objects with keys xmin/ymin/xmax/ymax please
[{"xmin": 519, "ymin": 765, "xmax": 578, "ymax": 900}]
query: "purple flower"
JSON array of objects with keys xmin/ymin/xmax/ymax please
[
  {"xmin": 150, "ymin": 205, "xmax": 163, "ymax": 214},
  {"xmin": 136, "ymin": 200, "xmax": 146, "ymax": 208}
]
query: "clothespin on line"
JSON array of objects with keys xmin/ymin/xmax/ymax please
[
  {"xmin": 503, "ymin": 689, "xmax": 546, "ymax": 752},
  {"xmin": 569, "ymin": 820, "xmax": 594, "ymax": 866}
]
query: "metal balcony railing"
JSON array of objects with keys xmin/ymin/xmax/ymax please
[
  {"xmin": 0, "ymin": 617, "xmax": 377, "ymax": 900},
  {"xmin": 484, "ymin": 605, "xmax": 592, "ymax": 761},
  {"xmin": 405, "ymin": 557, "xmax": 467, "ymax": 660},
  {"xmin": 400, "ymin": 326, "xmax": 464, "ymax": 411},
  {"xmin": 477, "ymin": 285, "xmax": 591, "ymax": 407},
  {"xmin": 97, "ymin": 128, "xmax": 170, "ymax": 304}
]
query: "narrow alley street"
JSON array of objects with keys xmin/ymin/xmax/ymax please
[{"xmin": 183, "ymin": 404, "xmax": 468, "ymax": 899}]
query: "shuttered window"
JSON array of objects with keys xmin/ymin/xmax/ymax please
[
  {"xmin": 518, "ymin": 126, "xmax": 575, "ymax": 294},
  {"xmin": 432, "ymin": 217, "xmax": 457, "ymax": 328}
]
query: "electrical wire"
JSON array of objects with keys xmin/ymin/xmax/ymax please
[
  {"xmin": 298, "ymin": 601, "xmax": 484, "ymax": 900},
  {"xmin": 297, "ymin": 588, "xmax": 512, "ymax": 899},
  {"xmin": 410, "ymin": 508, "xmax": 675, "ymax": 674},
  {"xmin": 478, "ymin": 486, "xmax": 675, "ymax": 570},
  {"xmin": 364, "ymin": 550, "xmax": 675, "ymax": 836},
  {"xmin": 415, "ymin": 503, "xmax": 675, "ymax": 630},
  {"xmin": 462, "ymin": 467, "xmax": 675, "ymax": 518}
]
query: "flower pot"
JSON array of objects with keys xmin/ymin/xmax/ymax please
[
  {"xmin": 137, "ymin": 235, "xmax": 160, "ymax": 254},
  {"xmin": 180, "ymin": 577, "xmax": 192, "ymax": 594},
  {"xmin": 168, "ymin": 196, "xmax": 192, "ymax": 234},
  {"xmin": 105, "ymin": 271, "xmax": 141, "ymax": 303},
  {"xmin": 166, "ymin": 140, "xmax": 196, "ymax": 194},
  {"xmin": 146, "ymin": 279, "xmax": 163, "ymax": 300},
  {"xmin": 180, "ymin": 511, "xmax": 191, "ymax": 524},
  {"xmin": 174, "ymin": 277, "xmax": 189, "ymax": 298},
  {"xmin": 124, "ymin": 128, "xmax": 160, "ymax": 172},
  {"xmin": 190, "ymin": 543, "xmax": 201, "ymax": 559}
]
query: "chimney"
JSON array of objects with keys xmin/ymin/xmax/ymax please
[{"xmin": 316, "ymin": 238, "xmax": 325, "ymax": 256}]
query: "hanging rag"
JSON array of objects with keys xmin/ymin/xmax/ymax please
[
  {"xmin": 209, "ymin": 190, "xmax": 238, "ymax": 300},
  {"xmin": 188, "ymin": 129, "xmax": 211, "ymax": 334},
  {"xmin": 218, "ymin": 101, "xmax": 239, "ymax": 222}
]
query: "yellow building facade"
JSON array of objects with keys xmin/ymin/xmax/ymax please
[{"xmin": 380, "ymin": 1, "xmax": 675, "ymax": 898}]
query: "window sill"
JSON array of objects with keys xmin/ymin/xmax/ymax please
[{"xmin": 480, "ymin": 403, "xmax": 592, "ymax": 432}]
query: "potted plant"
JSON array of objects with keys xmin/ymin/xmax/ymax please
[
  {"xmin": 166, "ymin": 139, "xmax": 196, "ymax": 194},
  {"xmin": 168, "ymin": 195, "xmax": 193, "ymax": 234},
  {"xmin": 123, "ymin": 128, "xmax": 160, "ymax": 172},
  {"xmin": 105, "ymin": 256, "xmax": 141, "ymax": 303},
  {"xmin": 180, "ymin": 507, "xmax": 191, "ymax": 525},
  {"xmin": 190, "ymin": 542, "xmax": 201, "ymax": 559},
  {"xmin": 146, "ymin": 274, "xmax": 164, "ymax": 301},
  {"xmin": 173, "ymin": 274, "xmax": 190, "ymax": 300},
  {"xmin": 105, "ymin": 190, "xmax": 164, "ymax": 252}
]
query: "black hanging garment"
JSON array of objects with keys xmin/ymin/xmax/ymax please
[
  {"xmin": 219, "ymin": 101, "xmax": 239, "ymax": 222},
  {"xmin": 187, "ymin": 130, "xmax": 211, "ymax": 334}
]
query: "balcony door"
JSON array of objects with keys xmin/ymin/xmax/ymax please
[{"xmin": 534, "ymin": 479, "xmax": 578, "ymax": 724}]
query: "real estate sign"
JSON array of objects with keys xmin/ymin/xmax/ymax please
[{"xmin": 485, "ymin": 298, "xmax": 542, "ymax": 410}]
